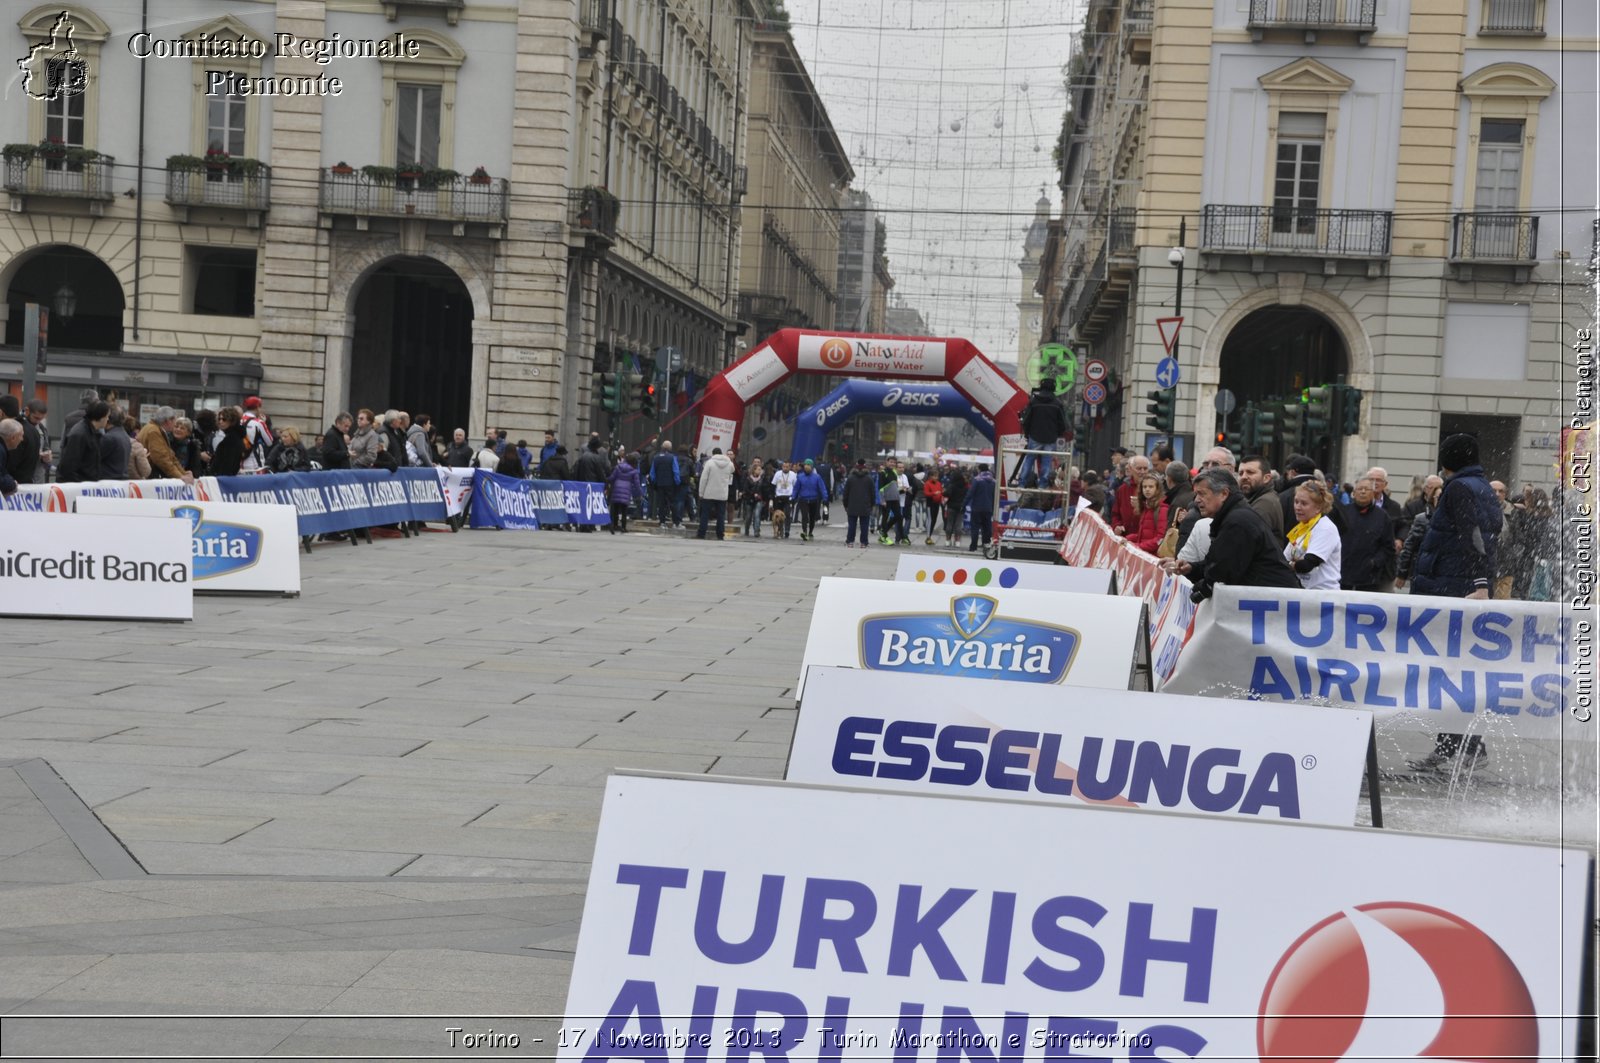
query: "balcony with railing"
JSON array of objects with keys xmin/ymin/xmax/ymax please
[
  {"xmin": 1481, "ymin": 0, "xmax": 1542, "ymax": 33},
  {"xmin": 166, "ymin": 165, "xmax": 271, "ymax": 222},
  {"xmin": 318, "ymin": 168, "xmax": 508, "ymax": 229},
  {"xmin": 568, "ymin": 186, "xmax": 619, "ymax": 249},
  {"xmin": 1247, "ymin": 0, "xmax": 1376, "ymax": 39},
  {"xmin": 2, "ymin": 153, "xmax": 116, "ymax": 213},
  {"xmin": 1451, "ymin": 213, "xmax": 1538, "ymax": 262},
  {"xmin": 1200, "ymin": 205, "xmax": 1393, "ymax": 260}
]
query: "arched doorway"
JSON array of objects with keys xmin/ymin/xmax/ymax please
[
  {"xmin": 4, "ymin": 246, "xmax": 124, "ymax": 351},
  {"xmin": 349, "ymin": 257, "xmax": 473, "ymax": 434},
  {"xmin": 1218, "ymin": 306, "xmax": 1349, "ymax": 474}
]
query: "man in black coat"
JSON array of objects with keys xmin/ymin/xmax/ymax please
[
  {"xmin": 57, "ymin": 400, "xmax": 111, "ymax": 482},
  {"xmin": 1171, "ymin": 467, "xmax": 1300, "ymax": 599},
  {"xmin": 1333, "ymin": 476, "xmax": 1396, "ymax": 591},
  {"xmin": 321, "ymin": 412, "xmax": 353, "ymax": 469}
]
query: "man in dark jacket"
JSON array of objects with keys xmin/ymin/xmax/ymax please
[
  {"xmin": 1333, "ymin": 476, "xmax": 1396, "ymax": 591},
  {"xmin": 99, "ymin": 405, "xmax": 133, "ymax": 480},
  {"xmin": 1172, "ymin": 467, "xmax": 1300, "ymax": 599},
  {"xmin": 1276, "ymin": 454, "xmax": 1319, "ymax": 542},
  {"xmin": 842, "ymin": 460, "xmax": 878, "ymax": 547},
  {"xmin": 1016, "ymin": 379, "xmax": 1068, "ymax": 488},
  {"xmin": 1409, "ymin": 435, "xmax": 1502, "ymax": 772},
  {"xmin": 57, "ymin": 400, "xmax": 111, "ymax": 482},
  {"xmin": 321, "ymin": 413, "xmax": 353, "ymax": 469}
]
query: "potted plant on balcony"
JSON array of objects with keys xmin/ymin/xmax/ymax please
[
  {"xmin": 468, "ymin": 165, "xmax": 491, "ymax": 185},
  {"xmin": 331, "ymin": 160, "xmax": 354, "ymax": 176}
]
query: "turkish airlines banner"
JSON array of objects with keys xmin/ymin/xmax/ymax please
[
  {"xmin": 561, "ymin": 773, "xmax": 1589, "ymax": 1061},
  {"xmin": 789, "ymin": 667, "xmax": 1371, "ymax": 825},
  {"xmin": 1163, "ymin": 585, "xmax": 1584, "ymax": 739}
]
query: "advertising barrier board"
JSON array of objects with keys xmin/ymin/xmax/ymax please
[
  {"xmin": 0, "ymin": 479, "xmax": 200, "ymax": 512},
  {"xmin": 0, "ymin": 511, "xmax": 192, "ymax": 620},
  {"xmin": 208, "ymin": 469, "xmax": 448, "ymax": 536},
  {"xmin": 1162, "ymin": 584, "xmax": 1583, "ymax": 739},
  {"xmin": 74, "ymin": 498, "xmax": 301, "ymax": 595},
  {"xmin": 798, "ymin": 577, "xmax": 1149, "ymax": 700},
  {"xmin": 893, "ymin": 553, "xmax": 1115, "ymax": 594},
  {"xmin": 560, "ymin": 772, "xmax": 1588, "ymax": 1062},
  {"xmin": 1061, "ymin": 508, "xmax": 1198, "ymax": 684},
  {"xmin": 788, "ymin": 666, "xmax": 1370, "ymax": 824}
]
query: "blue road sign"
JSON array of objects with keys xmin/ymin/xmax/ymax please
[{"xmin": 1155, "ymin": 357, "xmax": 1180, "ymax": 390}]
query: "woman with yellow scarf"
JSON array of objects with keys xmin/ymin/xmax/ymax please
[{"xmin": 1284, "ymin": 479, "xmax": 1342, "ymax": 590}]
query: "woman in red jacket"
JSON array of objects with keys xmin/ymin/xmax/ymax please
[{"xmin": 1125, "ymin": 474, "xmax": 1170, "ymax": 554}]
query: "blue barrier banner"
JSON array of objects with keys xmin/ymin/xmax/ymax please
[
  {"xmin": 211, "ymin": 469, "xmax": 447, "ymax": 536},
  {"xmin": 469, "ymin": 471, "xmax": 566, "ymax": 529},
  {"xmin": 565, "ymin": 481, "xmax": 611, "ymax": 526}
]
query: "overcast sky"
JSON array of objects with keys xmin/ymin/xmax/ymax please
[{"xmin": 786, "ymin": 0, "xmax": 1080, "ymax": 364}]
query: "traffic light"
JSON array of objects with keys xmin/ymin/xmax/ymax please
[
  {"xmin": 1255, "ymin": 404, "xmax": 1278, "ymax": 447},
  {"xmin": 1280, "ymin": 401, "xmax": 1305, "ymax": 448},
  {"xmin": 1304, "ymin": 385, "xmax": 1333, "ymax": 439},
  {"xmin": 1339, "ymin": 386, "xmax": 1363, "ymax": 436},
  {"xmin": 599, "ymin": 372, "xmax": 620, "ymax": 413},
  {"xmin": 1144, "ymin": 387, "xmax": 1175, "ymax": 434},
  {"xmin": 638, "ymin": 376, "xmax": 656, "ymax": 417}
]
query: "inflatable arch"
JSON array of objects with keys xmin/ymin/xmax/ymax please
[
  {"xmin": 789, "ymin": 380, "xmax": 993, "ymax": 464},
  {"xmin": 696, "ymin": 329, "xmax": 1028, "ymax": 459}
]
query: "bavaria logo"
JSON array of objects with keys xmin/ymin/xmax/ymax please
[
  {"xmin": 1258, "ymin": 901, "xmax": 1537, "ymax": 1062},
  {"xmin": 173, "ymin": 505, "xmax": 262, "ymax": 580},
  {"xmin": 859, "ymin": 593, "xmax": 1079, "ymax": 683}
]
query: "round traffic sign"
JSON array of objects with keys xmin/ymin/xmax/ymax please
[
  {"xmin": 1083, "ymin": 382, "xmax": 1107, "ymax": 405},
  {"xmin": 1085, "ymin": 359, "xmax": 1108, "ymax": 384}
]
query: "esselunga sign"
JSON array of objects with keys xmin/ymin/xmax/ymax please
[
  {"xmin": 74, "ymin": 498, "xmax": 301, "ymax": 596},
  {"xmin": 788, "ymin": 667, "xmax": 1371, "ymax": 825},
  {"xmin": 798, "ymin": 578, "xmax": 1149, "ymax": 699},
  {"xmin": 559, "ymin": 773, "xmax": 1588, "ymax": 1062}
]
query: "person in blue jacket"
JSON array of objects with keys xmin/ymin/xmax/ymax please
[{"xmin": 792, "ymin": 458, "xmax": 828, "ymax": 541}]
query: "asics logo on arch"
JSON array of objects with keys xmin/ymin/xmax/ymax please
[{"xmin": 1258, "ymin": 901, "xmax": 1537, "ymax": 1062}]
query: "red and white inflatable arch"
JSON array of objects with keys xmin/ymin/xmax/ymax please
[{"xmin": 695, "ymin": 329, "xmax": 1030, "ymax": 457}]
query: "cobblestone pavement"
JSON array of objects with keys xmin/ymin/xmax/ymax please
[{"xmin": 0, "ymin": 518, "xmax": 900, "ymax": 1059}]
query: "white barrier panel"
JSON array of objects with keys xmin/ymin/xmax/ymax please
[
  {"xmin": 798, "ymin": 577, "xmax": 1149, "ymax": 700},
  {"xmin": 788, "ymin": 666, "xmax": 1371, "ymax": 825},
  {"xmin": 560, "ymin": 773, "xmax": 1587, "ymax": 1061},
  {"xmin": 893, "ymin": 553, "xmax": 1115, "ymax": 594},
  {"xmin": 0, "ymin": 479, "xmax": 200, "ymax": 513},
  {"xmin": 74, "ymin": 498, "xmax": 301, "ymax": 596},
  {"xmin": 0, "ymin": 512, "xmax": 192, "ymax": 620},
  {"xmin": 1163, "ymin": 585, "xmax": 1583, "ymax": 739}
]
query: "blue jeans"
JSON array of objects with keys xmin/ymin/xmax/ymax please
[{"xmin": 1016, "ymin": 442, "xmax": 1063, "ymax": 488}]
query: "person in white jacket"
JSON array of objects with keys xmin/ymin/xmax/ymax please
[{"xmin": 696, "ymin": 448, "xmax": 736, "ymax": 540}]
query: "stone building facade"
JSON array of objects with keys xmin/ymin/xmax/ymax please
[{"xmin": 1043, "ymin": 0, "xmax": 1596, "ymax": 485}]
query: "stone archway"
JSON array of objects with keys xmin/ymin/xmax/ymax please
[{"xmin": 346, "ymin": 256, "xmax": 475, "ymax": 435}]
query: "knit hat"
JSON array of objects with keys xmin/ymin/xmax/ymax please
[{"xmin": 1438, "ymin": 433, "xmax": 1480, "ymax": 472}]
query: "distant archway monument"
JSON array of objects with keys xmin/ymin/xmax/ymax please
[{"xmin": 695, "ymin": 330, "xmax": 1029, "ymax": 458}]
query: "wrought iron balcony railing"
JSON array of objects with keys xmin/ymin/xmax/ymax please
[
  {"xmin": 1200, "ymin": 204, "xmax": 1393, "ymax": 257},
  {"xmin": 318, "ymin": 169, "xmax": 508, "ymax": 223},
  {"xmin": 1247, "ymin": 0, "xmax": 1376, "ymax": 30},
  {"xmin": 1482, "ymin": 0, "xmax": 1540, "ymax": 31},
  {"xmin": 3, "ymin": 153, "xmax": 115, "ymax": 201},
  {"xmin": 1451, "ymin": 212, "xmax": 1538, "ymax": 261},
  {"xmin": 569, "ymin": 186, "xmax": 619, "ymax": 243},
  {"xmin": 166, "ymin": 166, "xmax": 271, "ymax": 211}
]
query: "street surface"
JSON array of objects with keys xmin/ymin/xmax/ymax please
[{"xmin": 0, "ymin": 519, "xmax": 1588, "ymax": 1059}]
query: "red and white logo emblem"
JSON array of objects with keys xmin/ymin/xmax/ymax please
[
  {"xmin": 819, "ymin": 338, "xmax": 852, "ymax": 369},
  {"xmin": 1259, "ymin": 901, "xmax": 1537, "ymax": 1063}
]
